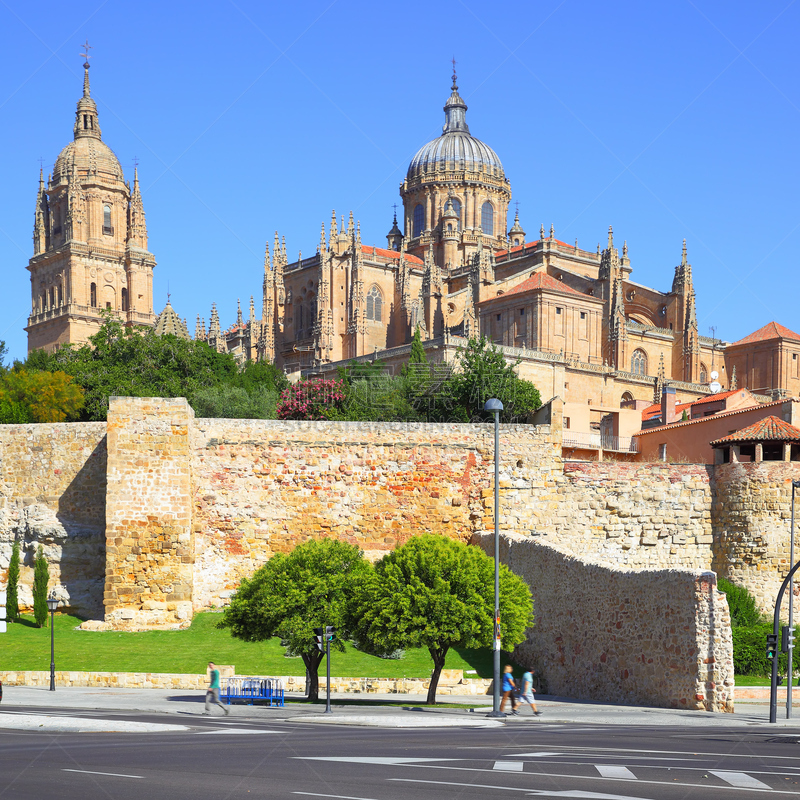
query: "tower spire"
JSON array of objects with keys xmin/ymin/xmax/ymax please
[
  {"xmin": 74, "ymin": 42, "xmax": 101, "ymax": 140},
  {"xmin": 80, "ymin": 39, "xmax": 92, "ymax": 97}
]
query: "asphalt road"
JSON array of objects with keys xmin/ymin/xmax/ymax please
[{"xmin": 2, "ymin": 707, "xmax": 800, "ymax": 799}]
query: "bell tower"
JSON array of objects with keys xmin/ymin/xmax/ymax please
[{"xmin": 25, "ymin": 45, "xmax": 156, "ymax": 353}]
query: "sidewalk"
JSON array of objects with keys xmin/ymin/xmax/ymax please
[{"xmin": 2, "ymin": 685, "xmax": 800, "ymax": 729}]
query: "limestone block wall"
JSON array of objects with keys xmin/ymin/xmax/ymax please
[
  {"xmin": 534, "ymin": 462, "xmax": 715, "ymax": 570},
  {"xmin": 473, "ymin": 531, "xmax": 734, "ymax": 712},
  {"xmin": 0, "ymin": 422, "xmax": 106, "ymax": 617},
  {"xmin": 712, "ymin": 461, "xmax": 800, "ymax": 616},
  {"xmin": 190, "ymin": 418, "xmax": 561, "ymax": 609},
  {"xmin": 104, "ymin": 397, "xmax": 194, "ymax": 627}
]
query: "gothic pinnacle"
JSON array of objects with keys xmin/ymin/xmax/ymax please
[
  {"xmin": 607, "ymin": 225, "xmax": 613, "ymax": 249},
  {"xmin": 540, "ymin": 224, "xmax": 545, "ymax": 240},
  {"xmin": 549, "ymin": 223, "xmax": 555, "ymax": 239},
  {"xmin": 681, "ymin": 238, "xmax": 688, "ymax": 266}
]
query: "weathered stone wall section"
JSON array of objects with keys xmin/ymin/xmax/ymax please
[
  {"xmin": 190, "ymin": 418, "xmax": 560, "ymax": 609},
  {"xmin": 104, "ymin": 397, "xmax": 194, "ymax": 627},
  {"xmin": 473, "ymin": 532, "xmax": 734, "ymax": 712},
  {"xmin": 534, "ymin": 462, "xmax": 714, "ymax": 570},
  {"xmin": 712, "ymin": 461, "xmax": 800, "ymax": 616},
  {"xmin": 0, "ymin": 422, "xmax": 106, "ymax": 617}
]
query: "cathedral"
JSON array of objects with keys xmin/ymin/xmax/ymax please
[{"xmin": 26, "ymin": 61, "xmax": 800, "ymax": 432}]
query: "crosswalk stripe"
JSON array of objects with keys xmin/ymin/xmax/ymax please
[
  {"xmin": 493, "ymin": 761, "xmax": 524, "ymax": 771},
  {"xmin": 596, "ymin": 765, "xmax": 637, "ymax": 780},
  {"xmin": 710, "ymin": 770, "xmax": 771, "ymax": 790}
]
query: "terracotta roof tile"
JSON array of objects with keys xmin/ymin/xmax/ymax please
[
  {"xmin": 731, "ymin": 321, "xmax": 800, "ymax": 346},
  {"xmin": 479, "ymin": 272, "xmax": 586, "ymax": 305},
  {"xmin": 641, "ymin": 389, "xmax": 747, "ymax": 422},
  {"xmin": 362, "ymin": 245, "xmax": 423, "ymax": 265},
  {"xmin": 710, "ymin": 415, "xmax": 800, "ymax": 445}
]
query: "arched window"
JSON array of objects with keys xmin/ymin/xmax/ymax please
[
  {"xmin": 412, "ymin": 204, "xmax": 424, "ymax": 238},
  {"xmin": 450, "ymin": 198, "xmax": 462, "ymax": 229},
  {"xmin": 295, "ymin": 302, "xmax": 303, "ymax": 335},
  {"xmin": 103, "ymin": 205, "xmax": 112, "ymax": 235},
  {"xmin": 447, "ymin": 223, "xmax": 453, "ymax": 232},
  {"xmin": 366, "ymin": 285, "xmax": 383, "ymax": 322},
  {"xmin": 121, "ymin": 288, "xmax": 128, "ymax": 312},
  {"xmin": 620, "ymin": 391, "xmax": 634, "ymax": 408},
  {"xmin": 514, "ymin": 238, "xmax": 520, "ymax": 246},
  {"xmin": 90, "ymin": 282, "xmax": 97, "ymax": 308},
  {"xmin": 40, "ymin": 293, "xmax": 46, "ymax": 311},
  {"xmin": 481, "ymin": 202, "xmax": 494, "ymax": 235},
  {"xmin": 699, "ymin": 363, "xmax": 708, "ymax": 384},
  {"xmin": 631, "ymin": 349, "xmax": 647, "ymax": 376},
  {"xmin": 49, "ymin": 287, "xmax": 55, "ymax": 308},
  {"xmin": 57, "ymin": 284, "xmax": 63, "ymax": 306}
]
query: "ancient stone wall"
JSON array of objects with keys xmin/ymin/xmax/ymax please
[
  {"xmin": 190, "ymin": 417, "xmax": 561, "ymax": 609},
  {"xmin": 712, "ymin": 461, "xmax": 800, "ymax": 616},
  {"xmin": 104, "ymin": 398, "xmax": 194, "ymax": 627},
  {"xmin": 473, "ymin": 531, "xmax": 734, "ymax": 712},
  {"xmin": 0, "ymin": 422, "xmax": 106, "ymax": 617},
  {"xmin": 534, "ymin": 462, "xmax": 715, "ymax": 570}
]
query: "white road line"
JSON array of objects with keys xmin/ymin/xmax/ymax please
[
  {"xmin": 293, "ymin": 793, "xmax": 381, "ymax": 800},
  {"xmin": 196, "ymin": 729, "xmax": 278, "ymax": 735},
  {"xmin": 62, "ymin": 769, "xmax": 143, "ymax": 779},
  {"xmin": 494, "ymin": 761, "xmax": 524, "ymax": 771},
  {"xmin": 296, "ymin": 756, "xmax": 456, "ymax": 765},
  {"xmin": 387, "ymin": 778, "xmax": 654, "ymax": 799},
  {"xmin": 596, "ymin": 766, "xmax": 637, "ymax": 780},
  {"xmin": 710, "ymin": 771, "xmax": 772, "ymax": 790}
]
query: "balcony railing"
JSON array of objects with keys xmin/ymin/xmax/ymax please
[{"xmin": 562, "ymin": 430, "xmax": 638, "ymax": 453}]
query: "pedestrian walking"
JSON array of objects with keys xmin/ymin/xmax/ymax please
[
  {"xmin": 516, "ymin": 667, "xmax": 542, "ymax": 716},
  {"xmin": 499, "ymin": 664, "xmax": 517, "ymax": 713},
  {"xmin": 204, "ymin": 661, "xmax": 229, "ymax": 715}
]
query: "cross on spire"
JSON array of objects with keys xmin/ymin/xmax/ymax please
[
  {"xmin": 80, "ymin": 39, "xmax": 92, "ymax": 66},
  {"xmin": 391, "ymin": 202, "xmax": 398, "ymax": 220},
  {"xmin": 451, "ymin": 56, "xmax": 457, "ymax": 88}
]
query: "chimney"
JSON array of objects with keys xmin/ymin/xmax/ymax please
[{"xmin": 661, "ymin": 386, "xmax": 678, "ymax": 425}]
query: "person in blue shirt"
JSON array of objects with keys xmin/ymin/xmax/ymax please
[
  {"xmin": 500, "ymin": 664, "xmax": 517, "ymax": 713},
  {"xmin": 513, "ymin": 667, "xmax": 543, "ymax": 716},
  {"xmin": 204, "ymin": 661, "xmax": 230, "ymax": 716}
]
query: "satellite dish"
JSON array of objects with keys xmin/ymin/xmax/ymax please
[
  {"xmin": 709, "ymin": 381, "xmax": 722, "ymax": 393},
  {"xmin": 710, "ymin": 370, "xmax": 719, "ymax": 381}
]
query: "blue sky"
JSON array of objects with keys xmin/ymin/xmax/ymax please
[{"xmin": 1, "ymin": 0, "xmax": 798, "ymax": 361}]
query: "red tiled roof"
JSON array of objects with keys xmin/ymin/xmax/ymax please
[
  {"xmin": 731, "ymin": 321, "xmax": 800, "ymax": 346},
  {"xmin": 633, "ymin": 397, "xmax": 794, "ymax": 437},
  {"xmin": 641, "ymin": 389, "xmax": 745, "ymax": 422},
  {"xmin": 494, "ymin": 239, "xmax": 574, "ymax": 259},
  {"xmin": 479, "ymin": 272, "xmax": 587, "ymax": 305},
  {"xmin": 362, "ymin": 245, "xmax": 423, "ymax": 265},
  {"xmin": 710, "ymin": 415, "xmax": 800, "ymax": 445}
]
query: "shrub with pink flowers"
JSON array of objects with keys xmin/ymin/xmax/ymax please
[{"xmin": 276, "ymin": 377, "xmax": 347, "ymax": 420}]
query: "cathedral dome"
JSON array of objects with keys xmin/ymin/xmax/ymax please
[
  {"xmin": 406, "ymin": 79, "xmax": 505, "ymax": 182},
  {"xmin": 53, "ymin": 137, "xmax": 125, "ymax": 184}
]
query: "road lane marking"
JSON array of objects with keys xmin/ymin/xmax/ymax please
[
  {"xmin": 387, "ymin": 778, "xmax": 655, "ymax": 798},
  {"xmin": 196, "ymin": 729, "xmax": 278, "ymax": 734},
  {"xmin": 494, "ymin": 761, "xmax": 524, "ymax": 771},
  {"xmin": 292, "ymin": 792, "xmax": 382, "ymax": 800},
  {"xmin": 596, "ymin": 766, "xmax": 637, "ymax": 780},
  {"xmin": 296, "ymin": 757, "xmax": 456, "ymax": 765},
  {"xmin": 293, "ymin": 794, "xmax": 381, "ymax": 800},
  {"xmin": 710, "ymin": 771, "xmax": 772, "ymax": 790},
  {"xmin": 62, "ymin": 769, "xmax": 143, "ymax": 779}
]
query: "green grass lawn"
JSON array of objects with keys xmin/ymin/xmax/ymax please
[{"xmin": 0, "ymin": 612, "xmax": 515, "ymax": 679}]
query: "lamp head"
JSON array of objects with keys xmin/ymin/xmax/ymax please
[
  {"xmin": 484, "ymin": 398, "xmax": 503, "ymax": 413},
  {"xmin": 46, "ymin": 596, "xmax": 58, "ymax": 612}
]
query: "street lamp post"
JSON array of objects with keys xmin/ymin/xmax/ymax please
[
  {"xmin": 484, "ymin": 398, "xmax": 505, "ymax": 718},
  {"xmin": 788, "ymin": 480, "xmax": 800, "ymax": 718},
  {"xmin": 47, "ymin": 595, "xmax": 58, "ymax": 691}
]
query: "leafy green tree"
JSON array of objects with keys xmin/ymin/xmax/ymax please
[
  {"xmin": 718, "ymin": 578, "xmax": 763, "ymax": 628},
  {"xmin": 0, "ymin": 369, "xmax": 84, "ymax": 423},
  {"xmin": 6, "ymin": 540, "xmax": 20, "ymax": 622},
  {"xmin": 351, "ymin": 535, "xmax": 533, "ymax": 704},
  {"xmin": 221, "ymin": 539, "xmax": 372, "ymax": 701},
  {"xmin": 190, "ymin": 384, "xmax": 279, "ymax": 419},
  {"xmin": 442, "ymin": 336, "xmax": 541, "ymax": 423},
  {"xmin": 32, "ymin": 545, "xmax": 49, "ymax": 628},
  {"xmin": 0, "ymin": 340, "xmax": 8, "ymax": 372}
]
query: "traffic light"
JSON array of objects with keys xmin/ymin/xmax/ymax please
[
  {"xmin": 325, "ymin": 626, "xmax": 336, "ymax": 642},
  {"xmin": 782, "ymin": 626, "xmax": 795, "ymax": 653},
  {"xmin": 767, "ymin": 633, "xmax": 779, "ymax": 659},
  {"xmin": 313, "ymin": 627, "xmax": 325, "ymax": 652}
]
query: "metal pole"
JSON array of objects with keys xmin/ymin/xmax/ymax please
[
  {"xmin": 49, "ymin": 607, "xmax": 55, "ymax": 692},
  {"xmin": 490, "ymin": 409, "xmax": 503, "ymax": 717},
  {"xmin": 770, "ymin": 558, "xmax": 800, "ymax": 722},
  {"xmin": 789, "ymin": 482, "xmax": 796, "ymax": 718},
  {"xmin": 324, "ymin": 630, "xmax": 332, "ymax": 715}
]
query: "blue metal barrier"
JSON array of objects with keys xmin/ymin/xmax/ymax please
[{"xmin": 220, "ymin": 677, "xmax": 285, "ymax": 707}]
